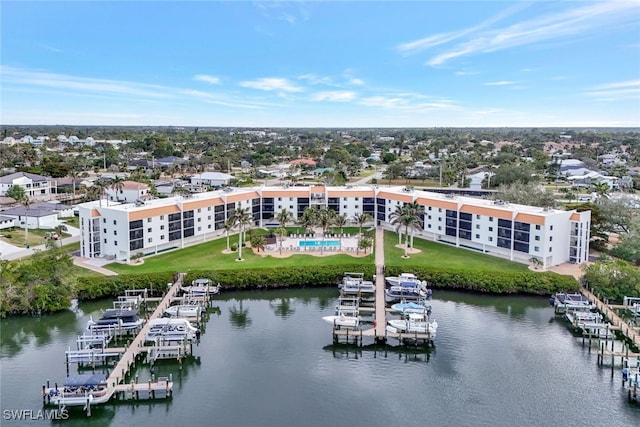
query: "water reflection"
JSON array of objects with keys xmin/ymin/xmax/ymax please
[
  {"xmin": 269, "ymin": 298, "xmax": 295, "ymax": 318},
  {"xmin": 323, "ymin": 343, "xmax": 433, "ymax": 363},
  {"xmin": 228, "ymin": 300, "xmax": 251, "ymax": 329}
]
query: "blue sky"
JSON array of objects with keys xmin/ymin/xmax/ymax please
[{"xmin": 1, "ymin": 1, "xmax": 639, "ymax": 127}]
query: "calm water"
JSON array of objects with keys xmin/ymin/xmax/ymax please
[{"xmin": 1, "ymin": 289, "xmax": 639, "ymax": 426}]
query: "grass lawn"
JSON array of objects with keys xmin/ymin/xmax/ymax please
[
  {"xmin": 0, "ymin": 228, "xmax": 50, "ymax": 247},
  {"xmin": 383, "ymin": 230, "xmax": 528, "ymax": 272},
  {"xmin": 105, "ymin": 234, "xmax": 374, "ymax": 275},
  {"xmin": 62, "ymin": 216, "xmax": 80, "ymax": 228}
]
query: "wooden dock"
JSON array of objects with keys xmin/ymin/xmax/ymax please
[
  {"xmin": 106, "ymin": 273, "xmax": 186, "ymax": 389},
  {"xmin": 580, "ymin": 288, "xmax": 640, "ymax": 349},
  {"xmin": 372, "ymin": 227, "xmax": 387, "ymax": 339}
]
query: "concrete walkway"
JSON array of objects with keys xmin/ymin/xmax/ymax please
[{"xmin": 73, "ymin": 256, "xmax": 119, "ymax": 276}]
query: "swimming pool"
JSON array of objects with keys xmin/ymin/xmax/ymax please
[{"xmin": 299, "ymin": 240, "xmax": 341, "ymax": 247}]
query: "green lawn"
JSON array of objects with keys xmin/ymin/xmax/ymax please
[
  {"xmin": 383, "ymin": 231, "xmax": 528, "ymax": 272},
  {"xmin": 105, "ymin": 234, "xmax": 374, "ymax": 275}
]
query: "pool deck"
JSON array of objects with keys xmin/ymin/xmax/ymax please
[{"xmin": 265, "ymin": 236, "xmax": 360, "ymax": 253}]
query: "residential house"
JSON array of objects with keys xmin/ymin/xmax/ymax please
[{"xmin": 0, "ymin": 172, "xmax": 57, "ymax": 199}]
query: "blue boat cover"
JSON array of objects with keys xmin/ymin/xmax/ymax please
[
  {"xmin": 399, "ymin": 282, "xmax": 417, "ymax": 288},
  {"xmin": 63, "ymin": 374, "xmax": 107, "ymax": 387}
]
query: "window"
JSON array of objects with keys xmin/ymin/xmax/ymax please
[
  {"xmin": 428, "ymin": 215, "xmax": 432, "ymax": 220},
  {"xmin": 147, "ymin": 228, "xmax": 152, "ymax": 233},
  {"xmin": 549, "ymin": 236, "xmax": 553, "ymax": 242},
  {"xmin": 488, "ymin": 236, "xmax": 493, "ymax": 242},
  {"xmin": 114, "ymin": 241, "xmax": 118, "ymax": 246},
  {"xmin": 289, "ymin": 197, "xmax": 293, "ymax": 201},
  {"xmin": 355, "ymin": 197, "xmax": 359, "ymax": 201},
  {"xmin": 534, "ymin": 246, "xmax": 539, "ymax": 252},
  {"xmin": 160, "ymin": 215, "xmax": 164, "ymax": 220},
  {"xmin": 198, "ymin": 218, "xmax": 201, "ymax": 222},
  {"xmin": 208, "ymin": 224, "xmax": 212, "ymax": 229},
  {"xmin": 535, "ymin": 225, "xmax": 541, "ymax": 230},
  {"xmin": 103, "ymin": 218, "xmax": 106, "ymax": 223},
  {"xmin": 147, "ymin": 218, "xmax": 151, "ymax": 223},
  {"xmin": 278, "ymin": 197, "xmax": 282, "ymax": 201},
  {"xmin": 161, "ymin": 235, "xmax": 165, "ymax": 240},
  {"xmin": 103, "ymin": 228, "xmax": 107, "ymax": 234},
  {"xmin": 113, "ymin": 220, "xmax": 117, "ymax": 225},
  {"xmin": 160, "ymin": 225, "xmax": 165, "ymax": 230},
  {"xmin": 438, "ymin": 208, "xmax": 442, "ymax": 213},
  {"xmin": 355, "ymin": 205, "xmax": 359, "ymax": 210},
  {"xmin": 489, "ymin": 217, "xmax": 494, "ymax": 222},
  {"xmin": 549, "ymin": 247, "xmax": 552, "ymax": 252},
  {"xmin": 208, "ymin": 207, "xmax": 212, "ymax": 211},
  {"xmin": 437, "ymin": 226, "xmax": 442, "ymax": 231},
  {"xmin": 114, "ymin": 230, "xmax": 117, "ymax": 235},
  {"xmin": 344, "ymin": 205, "xmax": 347, "ymax": 209},
  {"xmin": 476, "ymin": 215, "xmax": 480, "ymax": 220},
  {"xmin": 535, "ymin": 236, "xmax": 540, "ymax": 241},
  {"xmin": 198, "ymin": 227, "xmax": 201, "ymax": 232},
  {"xmin": 489, "ymin": 226, "xmax": 493, "ymax": 232},
  {"xmin": 428, "ymin": 207, "xmax": 432, "ymax": 211},
  {"xmin": 438, "ymin": 217, "xmax": 442, "ymax": 222},
  {"xmin": 197, "ymin": 208, "xmax": 201, "ymax": 213},
  {"xmin": 476, "ymin": 224, "xmax": 480, "ymax": 229},
  {"xmin": 427, "ymin": 224, "xmax": 431, "ymax": 229},
  {"xmin": 103, "ymin": 238, "xmax": 107, "ymax": 243},
  {"xmin": 550, "ymin": 225, "xmax": 553, "ymax": 231},
  {"xmin": 208, "ymin": 216, "xmax": 211, "ymax": 220},
  {"xmin": 148, "ymin": 238, "xmax": 152, "ymax": 243},
  {"xmin": 475, "ymin": 234, "xmax": 480, "ymax": 239}
]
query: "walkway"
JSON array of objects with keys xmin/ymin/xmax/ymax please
[
  {"xmin": 373, "ymin": 227, "xmax": 386, "ymax": 337},
  {"xmin": 73, "ymin": 256, "xmax": 119, "ymax": 276},
  {"xmin": 581, "ymin": 287, "xmax": 640, "ymax": 349}
]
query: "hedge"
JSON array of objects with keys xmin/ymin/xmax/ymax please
[{"xmin": 75, "ymin": 263, "xmax": 577, "ymax": 301}]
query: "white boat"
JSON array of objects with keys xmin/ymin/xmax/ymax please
[
  {"xmin": 322, "ymin": 308, "xmax": 360, "ymax": 329},
  {"xmin": 385, "ymin": 273, "xmax": 421, "ymax": 287},
  {"xmin": 164, "ymin": 303, "xmax": 203, "ymax": 318},
  {"xmin": 46, "ymin": 374, "xmax": 111, "ymax": 406},
  {"xmin": 384, "ymin": 283, "xmax": 429, "ymax": 303},
  {"xmin": 387, "ymin": 313, "xmax": 438, "ymax": 337},
  {"xmin": 181, "ymin": 278, "xmax": 221, "ymax": 296},
  {"xmin": 145, "ymin": 318, "xmax": 200, "ymax": 342},
  {"xmin": 549, "ymin": 292, "xmax": 594, "ymax": 311},
  {"xmin": 390, "ymin": 300, "xmax": 432, "ymax": 316},
  {"xmin": 339, "ymin": 272, "xmax": 375, "ymax": 295},
  {"xmin": 335, "ymin": 296, "xmax": 360, "ymax": 313},
  {"xmin": 86, "ymin": 308, "xmax": 144, "ymax": 332}
]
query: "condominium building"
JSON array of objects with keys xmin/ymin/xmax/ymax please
[{"xmin": 77, "ymin": 185, "xmax": 590, "ymax": 268}]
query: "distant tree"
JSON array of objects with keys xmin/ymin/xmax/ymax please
[
  {"xmin": 382, "ymin": 153, "xmax": 398, "ymax": 164},
  {"xmin": 592, "ymin": 182, "xmax": 610, "ymax": 198},
  {"xmin": 495, "ymin": 182, "xmax": 556, "ymax": 207},
  {"xmin": 489, "ymin": 164, "xmax": 536, "ymax": 188}
]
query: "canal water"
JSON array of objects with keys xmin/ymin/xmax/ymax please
[{"xmin": 1, "ymin": 289, "xmax": 639, "ymax": 426}]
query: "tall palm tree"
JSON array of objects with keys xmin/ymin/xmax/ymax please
[
  {"xmin": 92, "ymin": 179, "xmax": 108, "ymax": 207},
  {"xmin": 110, "ymin": 176, "xmax": 125, "ymax": 202},
  {"xmin": 317, "ymin": 208, "xmax": 336, "ymax": 254},
  {"xmin": 333, "ymin": 213, "xmax": 348, "ymax": 251},
  {"xmin": 297, "ymin": 207, "xmax": 318, "ymax": 250},
  {"xmin": 389, "ymin": 202, "xmax": 423, "ymax": 258},
  {"xmin": 593, "ymin": 182, "xmax": 610, "ymax": 199},
  {"xmin": 233, "ymin": 207, "xmax": 252, "ymax": 261},
  {"xmin": 54, "ymin": 224, "xmax": 67, "ymax": 247},
  {"xmin": 274, "ymin": 208, "xmax": 292, "ymax": 254},
  {"xmin": 20, "ymin": 196, "xmax": 31, "ymax": 247},
  {"xmin": 223, "ymin": 218, "xmax": 235, "ymax": 251},
  {"xmin": 353, "ymin": 212, "xmax": 372, "ymax": 238}
]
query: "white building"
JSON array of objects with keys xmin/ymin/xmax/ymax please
[
  {"xmin": 0, "ymin": 202, "xmax": 70, "ymax": 230},
  {"xmin": 78, "ymin": 185, "xmax": 590, "ymax": 268},
  {"xmin": 0, "ymin": 172, "xmax": 57, "ymax": 199},
  {"xmin": 105, "ymin": 181, "xmax": 151, "ymax": 203},
  {"xmin": 190, "ymin": 172, "xmax": 233, "ymax": 188}
]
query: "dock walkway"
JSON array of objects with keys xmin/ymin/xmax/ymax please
[{"xmin": 581, "ymin": 288, "xmax": 640, "ymax": 349}]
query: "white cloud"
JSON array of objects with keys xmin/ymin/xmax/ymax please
[
  {"xmin": 193, "ymin": 74, "xmax": 221, "ymax": 85},
  {"xmin": 298, "ymin": 74, "xmax": 335, "ymax": 86},
  {"xmin": 423, "ymin": 2, "xmax": 639, "ymax": 66},
  {"xmin": 455, "ymin": 71, "xmax": 479, "ymax": 76},
  {"xmin": 483, "ymin": 80, "xmax": 517, "ymax": 86},
  {"xmin": 397, "ymin": 3, "xmax": 529, "ymax": 54},
  {"xmin": 239, "ymin": 77, "xmax": 303, "ymax": 92},
  {"xmin": 584, "ymin": 80, "xmax": 640, "ymax": 101},
  {"xmin": 311, "ymin": 91, "xmax": 356, "ymax": 102},
  {"xmin": 348, "ymin": 78, "xmax": 365, "ymax": 86},
  {"xmin": 1, "ymin": 66, "xmax": 172, "ymax": 99}
]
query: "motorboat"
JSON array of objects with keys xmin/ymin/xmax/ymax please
[
  {"xmin": 338, "ymin": 272, "xmax": 365, "ymax": 289},
  {"xmin": 145, "ymin": 318, "xmax": 200, "ymax": 342},
  {"xmin": 46, "ymin": 374, "xmax": 110, "ymax": 406},
  {"xmin": 385, "ymin": 272, "xmax": 421, "ymax": 287},
  {"xmin": 341, "ymin": 278, "xmax": 375, "ymax": 295},
  {"xmin": 86, "ymin": 308, "xmax": 144, "ymax": 332},
  {"xmin": 181, "ymin": 278, "xmax": 221, "ymax": 296},
  {"xmin": 384, "ymin": 282, "xmax": 429, "ymax": 303},
  {"xmin": 390, "ymin": 300, "xmax": 432, "ymax": 316},
  {"xmin": 322, "ymin": 308, "xmax": 360, "ymax": 329},
  {"xmin": 387, "ymin": 313, "xmax": 438, "ymax": 336},
  {"xmin": 164, "ymin": 302, "xmax": 203, "ymax": 318},
  {"xmin": 549, "ymin": 292, "xmax": 594, "ymax": 311}
]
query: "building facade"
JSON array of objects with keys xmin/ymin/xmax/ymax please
[
  {"xmin": 78, "ymin": 185, "xmax": 590, "ymax": 268},
  {"xmin": 0, "ymin": 172, "xmax": 57, "ymax": 199}
]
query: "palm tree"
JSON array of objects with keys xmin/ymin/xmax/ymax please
[
  {"xmin": 352, "ymin": 212, "xmax": 372, "ymax": 254},
  {"xmin": 250, "ymin": 234, "xmax": 266, "ymax": 252},
  {"xmin": 297, "ymin": 207, "xmax": 318, "ymax": 251},
  {"xmin": 593, "ymin": 182, "xmax": 610, "ymax": 199},
  {"xmin": 68, "ymin": 169, "xmax": 80, "ymax": 197},
  {"xmin": 110, "ymin": 176, "xmax": 125, "ymax": 202},
  {"xmin": 274, "ymin": 209, "xmax": 292, "ymax": 255},
  {"xmin": 233, "ymin": 207, "xmax": 252, "ymax": 261},
  {"xmin": 20, "ymin": 196, "xmax": 31, "ymax": 247},
  {"xmin": 275, "ymin": 226, "xmax": 288, "ymax": 254},
  {"xmin": 333, "ymin": 213, "xmax": 348, "ymax": 251},
  {"xmin": 229, "ymin": 300, "xmax": 251, "ymax": 328},
  {"xmin": 317, "ymin": 208, "xmax": 336, "ymax": 254},
  {"xmin": 92, "ymin": 179, "xmax": 108, "ymax": 207},
  {"xmin": 359, "ymin": 236, "xmax": 373, "ymax": 254},
  {"xmin": 223, "ymin": 218, "xmax": 235, "ymax": 252},
  {"xmin": 54, "ymin": 224, "xmax": 67, "ymax": 247},
  {"xmin": 389, "ymin": 202, "xmax": 423, "ymax": 258}
]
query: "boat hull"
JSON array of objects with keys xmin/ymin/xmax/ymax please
[{"xmin": 322, "ymin": 315, "xmax": 360, "ymax": 329}]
